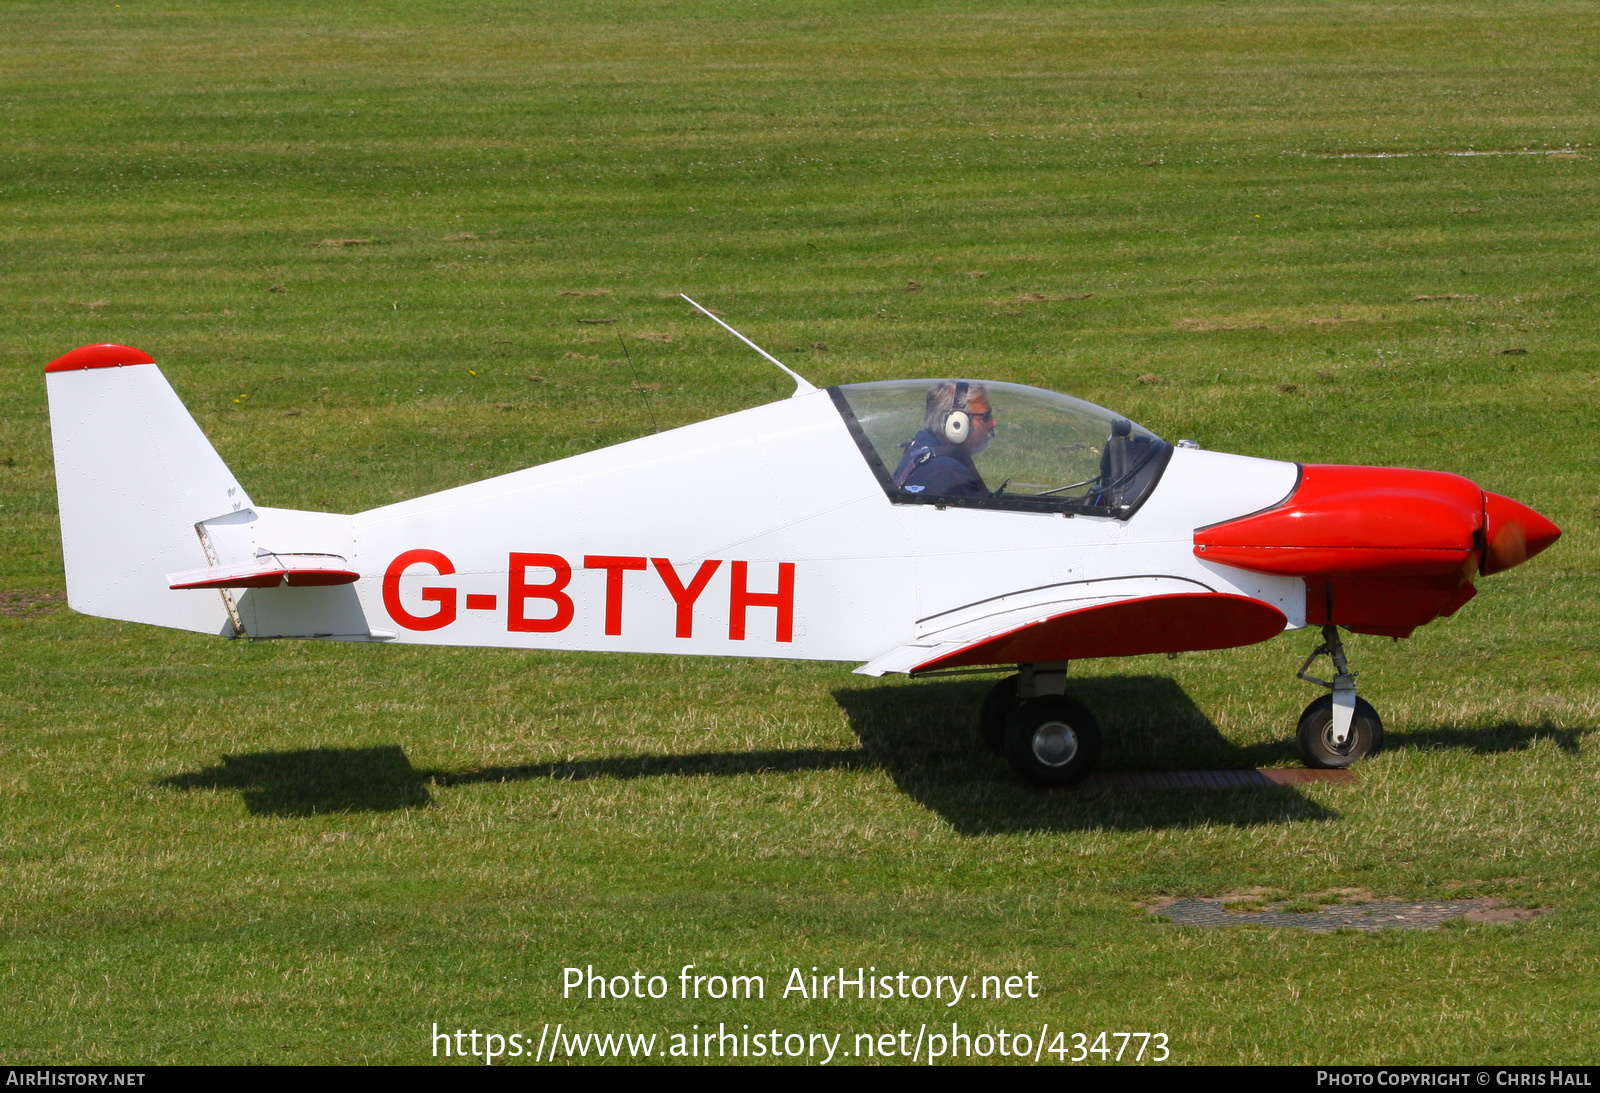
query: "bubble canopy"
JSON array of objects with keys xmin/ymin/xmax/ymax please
[{"xmin": 828, "ymin": 379, "xmax": 1173, "ymax": 518}]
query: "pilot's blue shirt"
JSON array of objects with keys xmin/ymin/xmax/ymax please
[{"xmin": 892, "ymin": 429, "xmax": 987, "ymax": 499}]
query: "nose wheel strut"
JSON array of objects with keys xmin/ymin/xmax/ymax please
[{"xmin": 1295, "ymin": 625, "xmax": 1384, "ymax": 768}]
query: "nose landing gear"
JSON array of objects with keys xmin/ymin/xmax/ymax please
[{"xmin": 1296, "ymin": 625, "xmax": 1384, "ymax": 768}]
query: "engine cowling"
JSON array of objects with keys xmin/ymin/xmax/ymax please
[{"xmin": 1194, "ymin": 465, "xmax": 1559, "ymax": 637}]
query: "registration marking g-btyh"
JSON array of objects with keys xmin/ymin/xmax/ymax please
[{"xmin": 382, "ymin": 549, "xmax": 796, "ymax": 642}]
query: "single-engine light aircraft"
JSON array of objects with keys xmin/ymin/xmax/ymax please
[{"xmin": 44, "ymin": 301, "xmax": 1560, "ymax": 786}]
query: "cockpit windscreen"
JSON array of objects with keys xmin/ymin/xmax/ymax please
[{"xmin": 830, "ymin": 379, "xmax": 1172, "ymax": 518}]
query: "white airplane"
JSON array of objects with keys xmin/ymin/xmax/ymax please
[{"xmin": 43, "ymin": 300, "xmax": 1560, "ymax": 786}]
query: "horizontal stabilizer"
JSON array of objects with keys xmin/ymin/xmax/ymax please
[{"xmin": 169, "ymin": 553, "xmax": 359, "ymax": 590}]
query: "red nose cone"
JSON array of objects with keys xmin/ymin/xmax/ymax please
[{"xmin": 1481, "ymin": 492, "xmax": 1561, "ymax": 576}]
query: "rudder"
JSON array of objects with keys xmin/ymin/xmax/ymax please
[{"xmin": 45, "ymin": 344, "xmax": 251, "ymax": 634}]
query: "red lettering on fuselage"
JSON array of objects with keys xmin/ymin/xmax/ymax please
[
  {"xmin": 382, "ymin": 549, "xmax": 458, "ymax": 631},
  {"xmin": 584, "ymin": 555, "xmax": 647, "ymax": 636},
  {"xmin": 728, "ymin": 560, "xmax": 795, "ymax": 642},
  {"xmin": 651, "ymin": 558, "xmax": 722, "ymax": 638},
  {"xmin": 508, "ymin": 552, "xmax": 575, "ymax": 633},
  {"xmin": 381, "ymin": 551, "xmax": 795, "ymax": 642}
]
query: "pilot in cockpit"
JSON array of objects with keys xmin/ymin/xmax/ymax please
[{"xmin": 891, "ymin": 380, "xmax": 998, "ymax": 499}]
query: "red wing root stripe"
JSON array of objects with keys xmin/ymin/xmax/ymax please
[{"xmin": 913, "ymin": 593, "xmax": 1287, "ymax": 672}]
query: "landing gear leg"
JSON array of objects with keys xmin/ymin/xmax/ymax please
[
  {"xmin": 1295, "ymin": 625, "xmax": 1384, "ymax": 768},
  {"xmin": 979, "ymin": 662, "xmax": 1068, "ymax": 753}
]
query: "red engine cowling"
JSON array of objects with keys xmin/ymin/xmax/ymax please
[{"xmin": 1194, "ymin": 465, "xmax": 1559, "ymax": 637}]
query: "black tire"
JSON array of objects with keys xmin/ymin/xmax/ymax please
[
  {"xmin": 1004, "ymin": 695, "xmax": 1103, "ymax": 787},
  {"xmin": 979, "ymin": 675, "xmax": 1019, "ymax": 754},
  {"xmin": 1296, "ymin": 693, "xmax": 1384, "ymax": 769}
]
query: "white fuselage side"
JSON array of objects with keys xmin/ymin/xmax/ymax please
[{"xmin": 236, "ymin": 388, "xmax": 1302, "ymax": 662}]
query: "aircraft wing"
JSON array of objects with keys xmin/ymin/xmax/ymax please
[{"xmin": 854, "ymin": 576, "xmax": 1289, "ymax": 676}]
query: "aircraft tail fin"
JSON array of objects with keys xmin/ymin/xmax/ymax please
[{"xmin": 45, "ymin": 345, "xmax": 253, "ymax": 635}]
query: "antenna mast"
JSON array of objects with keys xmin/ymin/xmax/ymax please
[{"xmin": 680, "ymin": 294, "xmax": 817, "ymax": 396}]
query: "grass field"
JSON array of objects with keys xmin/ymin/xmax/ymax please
[{"xmin": 2, "ymin": 0, "xmax": 1598, "ymax": 1065}]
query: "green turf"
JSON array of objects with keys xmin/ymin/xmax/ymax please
[{"xmin": 2, "ymin": 0, "xmax": 1598, "ymax": 1065}]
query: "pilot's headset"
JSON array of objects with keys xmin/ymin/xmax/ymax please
[{"xmin": 941, "ymin": 381, "xmax": 974, "ymax": 445}]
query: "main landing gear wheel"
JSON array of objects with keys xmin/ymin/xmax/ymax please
[
  {"xmin": 1004, "ymin": 696, "xmax": 1103, "ymax": 788},
  {"xmin": 1296, "ymin": 694, "xmax": 1384, "ymax": 769},
  {"xmin": 979, "ymin": 674, "xmax": 1019, "ymax": 754}
]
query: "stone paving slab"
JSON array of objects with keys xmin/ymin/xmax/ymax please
[{"xmin": 1150, "ymin": 898, "xmax": 1539, "ymax": 932}]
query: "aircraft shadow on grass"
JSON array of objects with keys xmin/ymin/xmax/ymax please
[
  {"xmin": 156, "ymin": 744, "xmax": 870, "ymax": 818},
  {"xmin": 160, "ymin": 746, "xmax": 434, "ymax": 817},
  {"xmin": 1385, "ymin": 721, "xmax": 1587, "ymax": 755},
  {"xmin": 832, "ymin": 675, "xmax": 1331, "ymax": 834},
  {"xmin": 155, "ymin": 677, "xmax": 1586, "ymax": 829}
]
